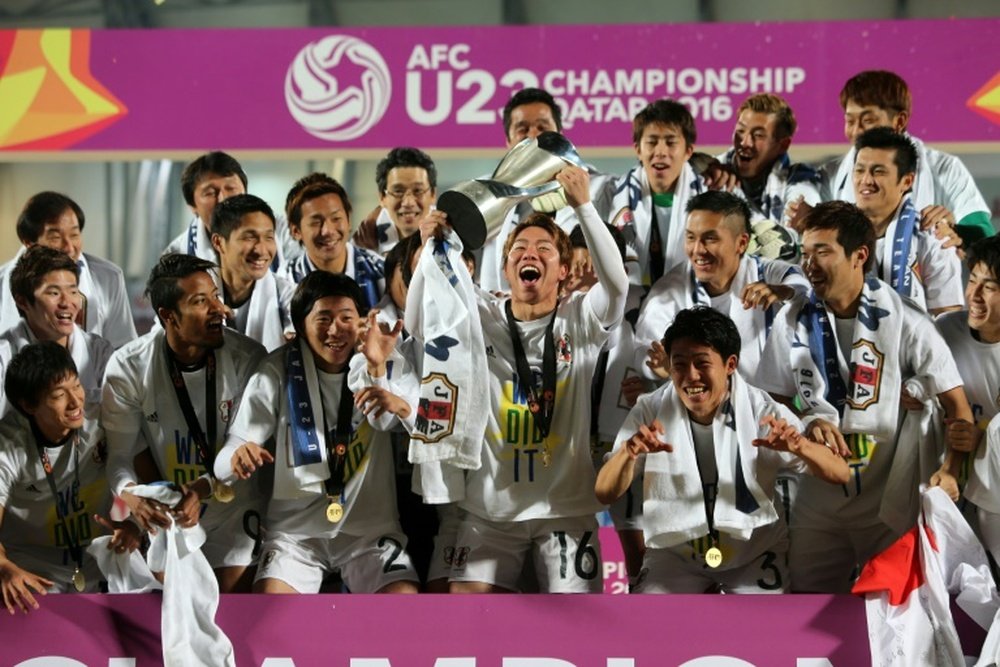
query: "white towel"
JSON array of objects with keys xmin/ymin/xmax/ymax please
[
  {"xmin": 86, "ymin": 536, "xmax": 161, "ymax": 593},
  {"xmin": 404, "ymin": 230, "xmax": 487, "ymax": 471},
  {"xmin": 128, "ymin": 483, "xmax": 235, "ymax": 667},
  {"xmin": 608, "ymin": 162, "xmax": 704, "ymax": 284},
  {"xmin": 643, "ymin": 373, "xmax": 776, "ymax": 548},
  {"xmin": 691, "ymin": 254, "xmax": 774, "ymax": 345},
  {"xmin": 789, "ymin": 278, "xmax": 903, "ymax": 440},
  {"xmin": 273, "ymin": 341, "xmax": 331, "ymax": 501}
]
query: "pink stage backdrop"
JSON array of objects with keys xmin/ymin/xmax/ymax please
[
  {"xmin": 1, "ymin": 593, "xmax": 868, "ymax": 665},
  {"xmin": 0, "ymin": 19, "xmax": 998, "ymax": 152}
]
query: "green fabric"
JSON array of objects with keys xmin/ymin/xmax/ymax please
[
  {"xmin": 957, "ymin": 211, "xmax": 996, "ymax": 246},
  {"xmin": 652, "ymin": 192, "xmax": 674, "ymax": 207}
]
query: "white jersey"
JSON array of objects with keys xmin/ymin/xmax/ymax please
[
  {"xmin": 215, "ymin": 270, "xmax": 295, "ymax": 353},
  {"xmin": 935, "ymin": 311, "xmax": 1000, "ymax": 425},
  {"xmin": 219, "ymin": 346, "xmax": 399, "ymax": 539},
  {"xmin": 872, "ymin": 197, "xmax": 964, "ymax": 313},
  {"xmin": 0, "ymin": 250, "xmax": 136, "ymax": 349},
  {"xmin": 756, "ymin": 292, "xmax": 963, "ymax": 526},
  {"xmin": 615, "ymin": 381, "xmax": 807, "ymax": 559},
  {"xmin": 0, "ymin": 408, "xmax": 112, "ymax": 571},
  {"xmin": 819, "ymin": 135, "xmax": 990, "ymax": 225},
  {"xmin": 478, "ymin": 169, "xmax": 615, "ymax": 294},
  {"xmin": 633, "ymin": 254, "xmax": 807, "ymax": 380},
  {"xmin": 101, "ymin": 328, "xmax": 265, "ymax": 496},
  {"xmin": 0, "ymin": 320, "xmax": 113, "ymax": 415},
  {"xmin": 464, "ymin": 290, "xmax": 609, "ymax": 522}
]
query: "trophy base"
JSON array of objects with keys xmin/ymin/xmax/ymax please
[{"xmin": 436, "ymin": 190, "xmax": 489, "ymax": 250}]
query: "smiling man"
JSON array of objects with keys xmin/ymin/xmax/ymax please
[
  {"xmin": 416, "ymin": 165, "xmax": 628, "ymax": 593},
  {"xmin": 215, "ymin": 271, "xmax": 419, "ymax": 595},
  {"xmin": 755, "ymin": 201, "xmax": 974, "ymax": 593},
  {"xmin": 210, "ymin": 194, "xmax": 295, "ymax": 352},
  {"xmin": 714, "ymin": 94, "xmax": 821, "ymax": 227},
  {"xmin": 102, "ymin": 254, "xmax": 266, "ymax": 592},
  {"xmin": 817, "ymin": 70, "xmax": 993, "ymax": 248},
  {"xmin": 365, "ymin": 147, "xmax": 439, "ymax": 256},
  {"xmin": 597, "ymin": 308, "xmax": 848, "ymax": 594},
  {"xmin": 935, "ymin": 237, "xmax": 1000, "ymax": 563},
  {"xmin": 632, "ymin": 191, "xmax": 807, "ymax": 382},
  {"xmin": 0, "ymin": 246, "xmax": 113, "ymax": 416},
  {"xmin": 0, "ymin": 342, "xmax": 139, "ymax": 613},
  {"xmin": 280, "ymin": 175, "xmax": 385, "ymax": 311},
  {"xmin": 852, "ymin": 128, "xmax": 963, "ymax": 316},
  {"xmin": 607, "ymin": 99, "xmax": 705, "ymax": 304},
  {"xmin": 0, "ymin": 192, "xmax": 136, "ymax": 348}
]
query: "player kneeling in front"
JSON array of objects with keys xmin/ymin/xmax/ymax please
[
  {"xmin": 595, "ymin": 308, "xmax": 848, "ymax": 593},
  {"xmin": 0, "ymin": 342, "xmax": 140, "ymax": 613},
  {"xmin": 215, "ymin": 271, "xmax": 419, "ymax": 593}
]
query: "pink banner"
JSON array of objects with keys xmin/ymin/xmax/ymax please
[
  {"xmin": 1, "ymin": 593, "xmax": 869, "ymax": 665},
  {"xmin": 1, "ymin": 19, "xmax": 998, "ymax": 153}
]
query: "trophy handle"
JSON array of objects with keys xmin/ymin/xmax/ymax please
[{"xmin": 479, "ymin": 179, "xmax": 562, "ymax": 199}]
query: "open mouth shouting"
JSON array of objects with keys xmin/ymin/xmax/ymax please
[{"xmin": 518, "ymin": 264, "xmax": 542, "ymax": 288}]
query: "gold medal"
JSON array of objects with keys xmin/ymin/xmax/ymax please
[
  {"xmin": 705, "ymin": 546, "xmax": 723, "ymax": 569},
  {"xmin": 213, "ymin": 481, "xmax": 235, "ymax": 503},
  {"xmin": 541, "ymin": 449, "xmax": 551, "ymax": 467},
  {"xmin": 72, "ymin": 568, "xmax": 86, "ymax": 592},
  {"xmin": 326, "ymin": 501, "xmax": 344, "ymax": 523}
]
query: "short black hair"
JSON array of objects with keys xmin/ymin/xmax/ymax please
[
  {"xmin": 210, "ymin": 194, "xmax": 275, "ymax": 241},
  {"xmin": 568, "ymin": 223, "xmax": 627, "ymax": 263},
  {"xmin": 967, "ymin": 236, "xmax": 1000, "ymax": 281},
  {"xmin": 632, "ymin": 98, "xmax": 696, "ymax": 147},
  {"xmin": 9, "ymin": 245, "xmax": 79, "ymax": 314},
  {"xmin": 16, "ymin": 192, "xmax": 86, "ymax": 244},
  {"xmin": 383, "ymin": 232, "xmax": 423, "ymax": 289},
  {"xmin": 686, "ymin": 190, "xmax": 752, "ymax": 235},
  {"xmin": 661, "ymin": 307, "xmax": 741, "ymax": 361},
  {"xmin": 286, "ymin": 178, "xmax": 353, "ymax": 231},
  {"xmin": 290, "ymin": 270, "xmax": 367, "ymax": 338},
  {"xmin": 502, "ymin": 87, "xmax": 563, "ymax": 139},
  {"xmin": 5, "ymin": 341, "xmax": 79, "ymax": 413},
  {"xmin": 854, "ymin": 127, "xmax": 918, "ymax": 179},
  {"xmin": 146, "ymin": 253, "xmax": 218, "ymax": 325},
  {"xmin": 375, "ymin": 147, "xmax": 437, "ymax": 195},
  {"xmin": 180, "ymin": 151, "xmax": 248, "ymax": 207},
  {"xmin": 801, "ymin": 201, "xmax": 876, "ymax": 272}
]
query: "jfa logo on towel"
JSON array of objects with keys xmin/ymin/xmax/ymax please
[
  {"xmin": 848, "ymin": 339, "xmax": 884, "ymax": 410},
  {"xmin": 413, "ymin": 373, "xmax": 458, "ymax": 443}
]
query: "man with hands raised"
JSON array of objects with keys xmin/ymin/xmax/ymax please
[{"xmin": 597, "ymin": 308, "xmax": 848, "ymax": 594}]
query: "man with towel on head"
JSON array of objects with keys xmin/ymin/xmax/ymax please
[
  {"xmin": 416, "ymin": 164, "xmax": 628, "ymax": 593},
  {"xmin": 596, "ymin": 308, "xmax": 848, "ymax": 593},
  {"xmin": 102, "ymin": 254, "xmax": 267, "ymax": 592},
  {"xmin": 215, "ymin": 271, "xmax": 420, "ymax": 594},
  {"xmin": 754, "ymin": 201, "xmax": 975, "ymax": 593}
]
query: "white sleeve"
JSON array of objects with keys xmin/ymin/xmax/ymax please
[
  {"xmin": 632, "ymin": 279, "xmax": 681, "ymax": 380},
  {"xmin": 215, "ymin": 362, "xmax": 282, "ymax": 482},
  {"xmin": 901, "ymin": 306, "xmax": 964, "ymax": 396},
  {"xmin": 578, "ymin": 202, "xmax": 628, "ymax": 330},
  {"xmin": 931, "ymin": 151, "xmax": 990, "ymax": 222},
  {"xmin": 100, "ymin": 356, "xmax": 145, "ymax": 495},
  {"xmin": 918, "ymin": 234, "xmax": 965, "ymax": 312}
]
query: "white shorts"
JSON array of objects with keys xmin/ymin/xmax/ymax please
[
  {"xmin": 426, "ymin": 503, "xmax": 462, "ymax": 583},
  {"xmin": 201, "ymin": 501, "xmax": 263, "ymax": 569},
  {"xmin": 450, "ymin": 512, "xmax": 601, "ymax": 593},
  {"xmin": 789, "ymin": 503, "xmax": 900, "ymax": 593},
  {"xmin": 256, "ymin": 530, "xmax": 418, "ymax": 593},
  {"xmin": 634, "ymin": 527, "xmax": 788, "ymax": 594}
]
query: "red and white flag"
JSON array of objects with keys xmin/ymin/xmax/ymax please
[{"xmin": 853, "ymin": 486, "xmax": 1000, "ymax": 667}]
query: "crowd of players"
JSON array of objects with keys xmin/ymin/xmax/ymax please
[{"xmin": 1, "ymin": 67, "xmax": 998, "ymax": 611}]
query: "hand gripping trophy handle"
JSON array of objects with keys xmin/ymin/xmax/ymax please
[{"xmin": 436, "ymin": 132, "xmax": 587, "ymax": 250}]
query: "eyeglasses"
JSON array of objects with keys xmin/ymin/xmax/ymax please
[{"xmin": 384, "ymin": 187, "xmax": 430, "ymax": 201}]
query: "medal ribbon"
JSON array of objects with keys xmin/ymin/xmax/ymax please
[
  {"xmin": 165, "ymin": 346, "xmax": 220, "ymax": 479},
  {"xmin": 691, "ymin": 419, "xmax": 719, "ymax": 549},
  {"xmin": 319, "ymin": 371, "xmax": 355, "ymax": 499},
  {"xmin": 504, "ymin": 300, "xmax": 558, "ymax": 440},
  {"xmin": 32, "ymin": 426, "xmax": 84, "ymax": 580}
]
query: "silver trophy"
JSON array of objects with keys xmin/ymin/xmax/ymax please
[{"xmin": 436, "ymin": 131, "xmax": 586, "ymax": 250}]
